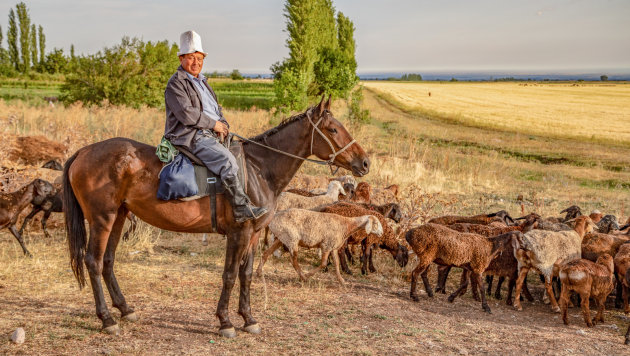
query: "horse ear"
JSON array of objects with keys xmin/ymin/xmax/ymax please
[
  {"xmin": 325, "ymin": 95, "xmax": 332, "ymax": 111},
  {"xmin": 316, "ymin": 95, "xmax": 326, "ymax": 115}
]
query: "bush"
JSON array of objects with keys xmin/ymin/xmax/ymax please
[
  {"xmin": 347, "ymin": 86, "xmax": 370, "ymax": 125},
  {"xmin": 60, "ymin": 37, "xmax": 179, "ymax": 108},
  {"xmin": 230, "ymin": 69, "xmax": 244, "ymax": 80}
]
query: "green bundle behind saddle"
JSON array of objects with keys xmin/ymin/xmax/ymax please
[{"xmin": 156, "ymin": 137, "xmax": 179, "ymax": 163}]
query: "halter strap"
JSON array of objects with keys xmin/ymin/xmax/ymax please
[{"xmin": 231, "ymin": 107, "xmax": 356, "ymax": 166}]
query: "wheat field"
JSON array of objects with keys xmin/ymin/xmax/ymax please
[{"xmin": 363, "ymin": 81, "xmax": 630, "ymax": 146}]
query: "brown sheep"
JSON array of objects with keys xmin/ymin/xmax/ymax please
[
  {"xmin": 436, "ymin": 213, "xmax": 540, "ymax": 303},
  {"xmin": 0, "ymin": 179, "xmax": 55, "ymax": 256},
  {"xmin": 320, "ymin": 202, "xmax": 408, "ymax": 275},
  {"xmin": 350, "ymin": 181, "xmax": 371, "ymax": 204},
  {"xmin": 370, "ymin": 184, "xmax": 400, "ymax": 205},
  {"xmin": 614, "ymin": 242, "xmax": 630, "ymax": 313},
  {"xmin": 581, "ymin": 232, "xmax": 629, "ymax": 262},
  {"xmin": 428, "ymin": 210, "xmax": 514, "ymax": 226},
  {"xmin": 405, "ymin": 223, "xmax": 519, "ymax": 313},
  {"xmin": 559, "ymin": 254, "xmax": 615, "ymax": 327}
]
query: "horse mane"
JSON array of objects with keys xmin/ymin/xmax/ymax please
[{"xmin": 248, "ymin": 106, "xmax": 314, "ymax": 143}]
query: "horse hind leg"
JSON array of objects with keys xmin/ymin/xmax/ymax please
[
  {"xmin": 84, "ymin": 212, "xmax": 120, "ymax": 334},
  {"xmin": 102, "ymin": 207, "xmax": 137, "ymax": 323}
]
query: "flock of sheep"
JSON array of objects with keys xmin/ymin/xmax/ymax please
[
  {"xmin": 258, "ymin": 174, "xmax": 630, "ymax": 346},
  {"xmin": 2, "ymin": 163, "xmax": 630, "ymax": 345}
]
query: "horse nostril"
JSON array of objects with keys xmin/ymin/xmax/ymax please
[{"xmin": 362, "ymin": 158, "xmax": 370, "ymax": 170}]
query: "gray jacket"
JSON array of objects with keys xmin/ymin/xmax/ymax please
[{"xmin": 164, "ymin": 66, "xmax": 229, "ymax": 149}]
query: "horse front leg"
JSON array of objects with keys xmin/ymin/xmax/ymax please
[
  {"xmin": 216, "ymin": 228, "xmax": 250, "ymax": 338},
  {"xmin": 238, "ymin": 231, "xmax": 261, "ymax": 334}
]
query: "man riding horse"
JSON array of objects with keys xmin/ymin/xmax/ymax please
[{"xmin": 164, "ymin": 30, "xmax": 267, "ymax": 223}]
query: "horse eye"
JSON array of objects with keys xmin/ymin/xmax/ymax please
[{"xmin": 328, "ymin": 128, "xmax": 337, "ymax": 134}]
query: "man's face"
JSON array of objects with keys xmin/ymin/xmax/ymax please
[{"xmin": 179, "ymin": 52, "xmax": 205, "ymax": 77}]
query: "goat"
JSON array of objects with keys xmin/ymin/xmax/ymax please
[
  {"xmin": 512, "ymin": 216, "xmax": 596, "ymax": 312},
  {"xmin": 19, "ymin": 187, "xmax": 138, "ymax": 240},
  {"xmin": 0, "ymin": 179, "xmax": 55, "ymax": 256},
  {"xmin": 559, "ymin": 254, "xmax": 615, "ymax": 327},
  {"xmin": 405, "ymin": 223, "xmax": 519, "ymax": 313},
  {"xmin": 256, "ymin": 209, "xmax": 383, "ymax": 285}
]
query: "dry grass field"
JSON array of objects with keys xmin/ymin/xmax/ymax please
[
  {"xmin": 2, "ymin": 81, "xmax": 630, "ymax": 354},
  {"xmin": 363, "ymin": 81, "xmax": 630, "ymax": 147}
]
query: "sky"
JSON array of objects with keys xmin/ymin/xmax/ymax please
[{"xmin": 1, "ymin": 0, "xmax": 628, "ymax": 74}]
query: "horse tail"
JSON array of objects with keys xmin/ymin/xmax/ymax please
[{"xmin": 63, "ymin": 151, "xmax": 87, "ymax": 289}]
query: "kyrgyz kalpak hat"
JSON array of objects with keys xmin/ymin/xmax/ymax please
[{"xmin": 177, "ymin": 30, "xmax": 208, "ymax": 57}]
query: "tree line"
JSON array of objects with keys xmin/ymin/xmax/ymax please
[{"xmin": 1, "ymin": 1, "xmax": 364, "ymax": 115}]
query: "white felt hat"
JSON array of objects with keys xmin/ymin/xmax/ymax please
[{"xmin": 177, "ymin": 30, "xmax": 207, "ymax": 57}]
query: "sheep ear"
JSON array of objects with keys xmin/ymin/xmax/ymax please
[
  {"xmin": 510, "ymin": 234, "xmax": 522, "ymax": 253},
  {"xmin": 365, "ymin": 218, "xmax": 373, "ymax": 233}
]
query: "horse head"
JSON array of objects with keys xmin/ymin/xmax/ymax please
[{"xmin": 308, "ymin": 96, "xmax": 370, "ymax": 177}]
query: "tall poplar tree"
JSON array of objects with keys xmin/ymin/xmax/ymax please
[
  {"xmin": 38, "ymin": 25, "xmax": 45, "ymax": 64},
  {"xmin": 8, "ymin": 8, "xmax": 19, "ymax": 70},
  {"xmin": 30, "ymin": 23, "xmax": 37, "ymax": 69},
  {"xmin": 272, "ymin": 0, "xmax": 339, "ymax": 111},
  {"xmin": 16, "ymin": 2, "xmax": 31, "ymax": 72}
]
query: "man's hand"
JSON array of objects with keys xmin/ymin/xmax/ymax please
[{"xmin": 213, "ymin": 121, "xmax": 228, "ymax": 142}]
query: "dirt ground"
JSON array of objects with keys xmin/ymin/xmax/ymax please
[{"xmin": 1, "ymin": 223, "xmax": 629, "ymax": 356}]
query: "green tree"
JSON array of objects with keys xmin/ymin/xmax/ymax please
[
  {"xmin": 0, "ymin": 25, "xmax": 13, "ymax": 75},
  {"xmin": 30, "ymin": 23, "xmax": 37, "ymax": 70},
  {"xmin": 38, "ymin": 25, "xmax": 45, "ymax": 65},
  {"xmin": 272, "ymin": 0, "xmax": 340, "ymax": 112},
  {"xmin": 230, "ymin": 69, "xmax": 243, "ymax": 80},
  {"xmin": 41, "ymin": 48, "xmax": 68, "ymax": 74},
  {"xmin": 60, "ymin": 37, "xmax": 180, "ymax": 108},
  {"xmin": 312, "ymin": 46, "xmax": 356, "ymax": 97},
  {"xmin": 600, "ymin": 75, "xmax": 608, "ymax": 81},
  {"xmin": 16, "ymin": 2, "xmax": 31, "ymax": 72},
  {"xmin": 336, "ymin": 12, "xmax": 356, "ymax": 74},
  {"xmin": 7, "ymin": 8, "xmax": 19, "ymax": 70}
]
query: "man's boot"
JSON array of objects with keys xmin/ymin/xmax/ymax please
[{"xmin": 222, "ymin": 176, "xmax": 268, "ymax": 223}]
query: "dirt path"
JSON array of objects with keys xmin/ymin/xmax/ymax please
[{"xmin": 1, "ymin": 230, "xmax": 629, "ymax": 355}]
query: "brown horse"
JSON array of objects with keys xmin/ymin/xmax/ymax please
[{"xmin": 63, "ymin": 97, "xmax": 370, "ymax": 337}]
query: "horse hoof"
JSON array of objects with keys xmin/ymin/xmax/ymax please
[
  {"xmin": 514, "ymin": 305, "xmax": 523, "ymax": 311},
  {"xmin": 551, "ymin": 306, "xmax": 560, "ymax": 313},
  {"xmin": 103, "ymin": 324, "xmax": 120, "ymax": 335},
  {"xmin": 219, "ymin": 327, "xmax": 237, "ymax": 338},
  {"xmin": 122, "ymin": 312, "xmax": 138, "ymax": 322},
  {"xmin": 243, "ymin": 323, "xmax": 261, "ymax": 334}
]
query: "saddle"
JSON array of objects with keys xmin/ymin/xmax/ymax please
[{"xmin": 157, "ymin": 135, "xmax": 248, "ymax": 233}]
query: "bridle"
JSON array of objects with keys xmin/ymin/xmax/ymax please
[{"xmin": 231, "ymin": 107, "xmax": 356, "ymax": 167}]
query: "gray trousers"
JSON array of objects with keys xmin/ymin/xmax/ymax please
[{"xmin": 191, "ymin": 130, "xmax": 239, "ymax": 181}]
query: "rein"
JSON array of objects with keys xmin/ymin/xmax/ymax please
[{"xmin": 230, "ymin": 108, "xmax": 356, "ymax": 167}]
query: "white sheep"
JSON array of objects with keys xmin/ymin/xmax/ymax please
[
  {"xmin": 256, "ymin": 208, "xmax": 383, "ymax": 285},
  {"xmin": 512, "ymin": 216, "xmax": 597, "ymax": 312},
  {"xmin": 309, "ymin": 175, "xmax": 357, "ymax": 195},
  {"xmin": 276, "ymin": 180, "xmax": 346, "ymax": 211}
]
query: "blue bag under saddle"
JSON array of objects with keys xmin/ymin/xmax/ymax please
[{"xmin": 157, "ymin": 153, "xmax": 198, "ymax": 200}]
